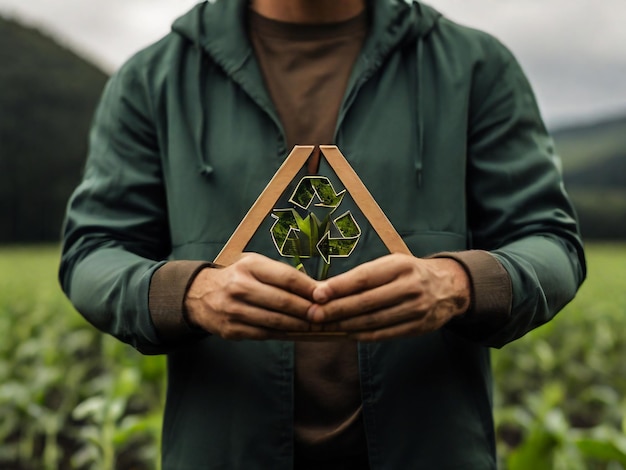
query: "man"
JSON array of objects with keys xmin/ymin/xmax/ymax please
[{"xmin": 59, "ymin": 0, "xmax": 586, "ymax": 468}]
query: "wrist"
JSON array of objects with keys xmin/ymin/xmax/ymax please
[
  {"xmin": 426, "ymin": 257, "xmax": 471, "ymax": 317},
  {"xmin": 183, "ymin": 266, "xmax": 217, "ymax": 329},
  {"xmin": 428, "ymin": 250, "xmax": 512, "ymax": 327}
]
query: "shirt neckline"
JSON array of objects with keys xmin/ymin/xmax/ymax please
[{"xmin": 248, "ymin": 8, "xmax": 368, "ymax": 41}]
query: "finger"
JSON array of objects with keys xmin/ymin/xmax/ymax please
[
  {"xmin": 234, "ymin": 279, "xmax": 314, "ymax": 319},
  {"xmin": 222, "ymin": 259, "xmax": 315, "ymax": 319},
  {"xmin": 344, "ymin": 301, "xmax": 460, "ymax": 342},
  {"xmin": 308, "ymin": 275, "xmax": 419, "ymax": 323},
  {"xmin": 312, "ymin": 255, "xmax": 410, "ymax": 303},
  {"xmin": 242, "ymin": 254, "xmax": 318, "ymax": 300},
  {"xmin": 230, "ymin": 302, "xmax": 313, "ymax": 332},
  {"xmin": 323, "ymin": 301, "xmax": 419, "ymax": 333}
]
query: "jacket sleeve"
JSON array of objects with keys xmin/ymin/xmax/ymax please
[
  {"xmin": 59, "ymin": 60, "xmax": 202, "ymax": 355},
  {"xmin": 445, "ymin": 39, "xmax": 586, "ymax": 348}
]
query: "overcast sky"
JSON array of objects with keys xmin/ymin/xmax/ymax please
[{"xmin": 1, "ymin": 0, "xmax": 625, "ymax": 127}]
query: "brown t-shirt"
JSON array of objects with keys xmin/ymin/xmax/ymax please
[{"xmin": 249, "ymin": 10, "xmax": 369, "ymax": 467}]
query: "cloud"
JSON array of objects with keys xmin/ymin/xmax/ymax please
[
  {"xmin": 1, "ymin": 0, "xmax": 625, "ymax": 125},
  {"xmin": 429, "ymin": 0, "xmax": 626, "ymax": 124},
  {"xmin": 0, "ymin": 0, "xmax": 198, "ymax": 69}
]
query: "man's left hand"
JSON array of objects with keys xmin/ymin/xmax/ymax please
[{"xmin": 307, "ymin": 254, "xmax": 471, "ymax": 341}]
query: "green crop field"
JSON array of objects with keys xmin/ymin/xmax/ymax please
[
  {"xmin": 492, "ymin": 243, "xmax": 626, "ymax": 469},
  {"xmin": 0, "ymin": 245, "xmax": 165, "ymax": 469},
  {"xmin": 0, "ymin": 244, "xmax": 625, "ymax": 469}
]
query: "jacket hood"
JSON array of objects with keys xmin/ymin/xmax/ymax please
[
  {"xmin": 170, "ymin": 0, "xmax": 442, "ymax": 178},
  {"xmin": 172, "ymin": 0, "xmax": 442, "ymax": 58}
]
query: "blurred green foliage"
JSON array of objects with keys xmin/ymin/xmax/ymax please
[
  {"xmin": 493, "ymin": 243, "xmax": 626, "ymax": 469},
  {"xmin": 0, "ymin": 246, "xmax": 164, "ymax": 469},
  {"xmin": 0, "ymin": 244, "xmax": 624, "ymax": 468}
]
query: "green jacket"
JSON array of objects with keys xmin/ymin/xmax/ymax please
[{"xmin": 60, "ymin": 0, "xmax": 585, "ymax": 468}]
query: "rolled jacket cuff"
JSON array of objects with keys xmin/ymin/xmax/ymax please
[
  {"xmin": 430, "ymin": 250, "xmax": 512, "ymax": 330},
  {"xmin": 148, "ymin": 260, "xmax": 216, "ymax": 344}
]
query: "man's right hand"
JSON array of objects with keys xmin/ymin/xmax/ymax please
[{"xmin": 184, "ymin": 253, "xmax": 318, "ymax": 341}]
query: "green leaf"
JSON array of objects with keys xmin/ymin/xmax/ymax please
[
  {"xmin": 73, "ymin": 396, "xmax": 106, "ymax": 421},
  {"xmin": 508, "ymin": 429, "xmax": 558, "ymax": 470},
  {"xmin": 576, "ymin": 438, "xmax": 626, "ymax": 465},
  {"xmin": 576, "ymin": 427, "xmax": 626, "ymax": 465}
]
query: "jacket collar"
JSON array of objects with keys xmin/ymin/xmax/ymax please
[
  {"xmin": 172, "ymin": 0, "xmax": 440, "ymax": 83},
  {"xmin": 171, "ymin": 0, "xmax": 441, "ymax": 176}
]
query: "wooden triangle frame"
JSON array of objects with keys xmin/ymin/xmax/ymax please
[{"xmin": 214, "ymin": 145, "xmax": 411, "ymax": 266}]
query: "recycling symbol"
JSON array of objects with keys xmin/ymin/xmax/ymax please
[{"xmin": 270, "ymin": 176, "xmax": 361, "ymax": 266}]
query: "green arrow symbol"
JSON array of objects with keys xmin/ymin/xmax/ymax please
[
  {"xmin": 311, "ymin": 178, "xmax": 345, "ymax": 208},
  {"xmin": 270, "ymin": 209, "xmax": 301, "ymax": 257},
  {"xmin": 316, "ymin": 211, "xmax": 361, "ymax": 264},
  {"xmin": 290, "ymin": 177, "xmax": 345, "ymax": 210},
  {"xmin": 270, "ymin": 176, "xmax": 362, "ymax": 279}
]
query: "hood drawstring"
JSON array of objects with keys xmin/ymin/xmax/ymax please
[
  {"xmin": 194, "ymin": 3, "xmax": 214, "ymax": 177},
  {"xmin": 415, "ymin": 36, "xmax": 424, "ymax": 187},
  {"xmin": 176, "ymin": 0, "xmax": 438, "ymax": 180},
  {"xmin": 196, "ymin": 52, "xmax": 213, "ymax": 177}
]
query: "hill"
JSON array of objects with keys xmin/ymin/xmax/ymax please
[
  {"xmin": 552, "ymin": 115, "xmax": 626, "ymax": 240},
  {"xmin": 552, "ymin": 115, "xmax": 626, "ymax": 174},
  {"xmin": 0, "ymin": 16, "xmax": 108, "ymax": 243}
]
